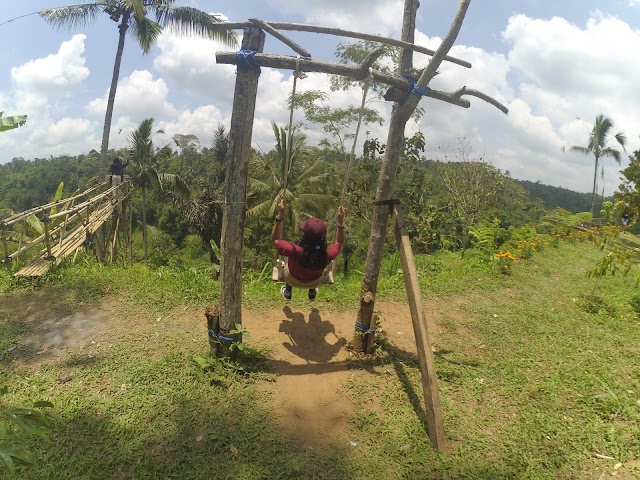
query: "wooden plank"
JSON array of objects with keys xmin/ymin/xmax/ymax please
[{"xmin": 393, "ymin": 205, "xmax": 445, "ymax": 451}]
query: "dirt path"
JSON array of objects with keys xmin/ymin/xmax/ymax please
[{"xmin": 0, "ymin": 292, "xmax": 450, "ymax": 448}]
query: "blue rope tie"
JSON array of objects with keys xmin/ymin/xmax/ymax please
[
  {"xmin": 399, "ymin": 75, "xmax": 431, "ymax": 103},
  {"xmin": 208, "ymin": 330, "xmax": 238, "ymax": 343},
  {"xmin": 234, "ymin": 50, "xmax": 261, "ymax": 74},
  {"xmin": 355, "ymin": 320, "xmax": 376, "ymax": 335}
]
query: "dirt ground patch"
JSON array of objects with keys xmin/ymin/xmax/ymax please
[{"xmin": 0, "ymin": 291, "xmax": 461, "ymax": 448}]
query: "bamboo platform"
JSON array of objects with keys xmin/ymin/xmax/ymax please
[{"xmin": 15, "ymin": 199, "xmax": 117, "ymax": 278}]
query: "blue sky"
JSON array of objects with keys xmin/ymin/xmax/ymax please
[{"xmin": 1, "ymin": 0, "xmax": 639, "ymax": 196}]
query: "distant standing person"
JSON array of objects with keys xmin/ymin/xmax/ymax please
[
  {"xmin": 109, "ymin": 157, "xmax": 129, "ymax": 198},
  {"xmin": 622, "ymin": 211, "xmax": 630, "ymax": 230}
]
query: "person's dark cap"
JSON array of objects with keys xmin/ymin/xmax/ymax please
[{"xmin": 299, "ymin": 217, "xmax": 326, "ymax": 242}]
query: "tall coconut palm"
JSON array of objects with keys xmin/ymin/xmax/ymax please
[
  {"xmin": 247, "ymin": 121, "xmax": 334, "ymax": 230},
  {"xmin": 125, "ymin": 117, "xmax": 189, "ymax": 262},
  {"xmin": 566, "ymin": 114, "xmax": 626, "ymax": 216},
  {"xmin": 40, "ymin": 1, "xmax": 237, "ymax": 179}
]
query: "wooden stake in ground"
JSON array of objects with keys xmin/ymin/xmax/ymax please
[
  {"xmin": 218, "ymin": 27, "xmax": 266, "ymax": 354},
  {"xmin": 393, "ymin": 204, "xmax": 445, "ymax": 450}
]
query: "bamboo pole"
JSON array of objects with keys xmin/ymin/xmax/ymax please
[
  {"xmin": 2, "ymin": 182, "xmax": 106, "ymax": 226},
  {"xmin": 393, "ymin": 205, "xmax": 445, "ymax": 450},
  {"xmin": 111, "ymin": 215, "xmax": 120, "ymax": 263},
  {"xmin": 42, "ymin": 218, "xmax": 54, "ymax": 260},
  {"xmin": 1, "ymin": 226, "xmax": 9, "ymax": 259}
]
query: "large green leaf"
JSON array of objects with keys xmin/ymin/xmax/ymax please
[{"xmin": 0, "ymin": 112, "xmax": 27, "ymax": 132}]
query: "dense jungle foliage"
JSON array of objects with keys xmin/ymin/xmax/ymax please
[{"xmin": 0, "ymin": 127, "xmax": 610, "ymax": 274}]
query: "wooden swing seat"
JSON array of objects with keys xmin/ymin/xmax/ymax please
[{"xmin": 271, "ymin": 258, "xmax": 334, "ymax": 285}]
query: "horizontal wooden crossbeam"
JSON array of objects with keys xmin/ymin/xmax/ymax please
[
  {"xmin": 209, "ymin": 20, "xmax": 471, "ymax": 68},
  {"xmin": 215, "ymin": 51, "xmax": 508, "ymax": 113}
]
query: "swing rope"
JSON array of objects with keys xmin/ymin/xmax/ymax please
[
  {"xmin": 274, "ymin": 59, "xmax": 306, "ymax": 282},
  {"xmin": 282, "ymin": 56, "xmax": 307, "ymax": 201},
  {"xmin": 340, "ymin": 75, "xmax": 373, "ymax": 207}
]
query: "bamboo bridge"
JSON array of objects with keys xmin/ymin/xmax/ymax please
[{"xmin": 1, "ymin": 180, "xmax": 132, "ymax": 277}]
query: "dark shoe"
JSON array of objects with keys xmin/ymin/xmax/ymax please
[
  {"xmin": 308, "ymin": 287, "xmax": 318, "ymax": 301},
  {"xmin": 281, "ymin": 285, "xmax": 292, "ymax": 301}
]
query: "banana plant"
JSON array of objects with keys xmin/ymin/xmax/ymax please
[{"xmin": 0, "ymin": 112, "xmax": 27, "ymax": 132}]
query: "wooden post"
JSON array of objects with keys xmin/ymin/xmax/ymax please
[
  {"xmin": 393, "ymin": 205, "xmax": 445, "ymax": 450},
  {"xmin": 364, "ymin": 312, "xmax": 379, "ymax": 355},
  {"xmin": 218, "ymin": 26, "xmax": 266, "ymax": 354},
  {"xmin": 354, "ymin": 0, "xmax": 471, "ymax": 351},
  {"xmin": 353, "ymin": 0, "xmax": 419, "ymax": 351},
  {"xmin": 128, "ymin": 198, "xmax": 133, "ymax": 264}
]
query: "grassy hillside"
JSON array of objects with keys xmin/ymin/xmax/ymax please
[{"xmin": 1, "ymin": 236, "xmax": 639, "ymax": 479}]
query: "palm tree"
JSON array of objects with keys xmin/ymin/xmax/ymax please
[
  {"xmin": 40, "ymin": 1, "xmax": 237, "ymax": 179},
  {"xmin": 125, "ymin": 117, "xmax": 189, "ymax": 262},
  {"xmin": 566, "ymin": 114, "xmax": 626, "ymax": 216},
  {"xmin": 247, "ymin": 121, "xmax": 334, "ymax": 230}
]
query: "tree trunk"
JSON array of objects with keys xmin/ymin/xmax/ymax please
[
  {"xmin": 354, "ymin": 0, "xmax": 471, "ymax": 351},
  {"xmin": 353, "ymin": 0, "xmax": 420, "ymax": 352},
  {"xmin": 591, "ymin": 155, "xmax": 599, "ymax": 217},
  {"xmin": 100, "ymin": 10, "xmax": 130, "ymax": 181},
  {"xmin": 218, "ymin": 27, "xmax": 266, "ymax": 356},
  {"xmin": 142, "ymin": 187, "xmax": 148, "ymax": 263}
]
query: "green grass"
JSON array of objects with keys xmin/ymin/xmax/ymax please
[{"xmin": 2, "ymin": 237, "xmax": 640, "ymax": 478}]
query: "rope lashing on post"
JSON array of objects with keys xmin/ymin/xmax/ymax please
[
  {"xmin": 234, "ymin": 50, "xmax": 261, "ymax": 74},
  {"xmin": 355, "ymin": 319, "xmax": 376, "ymax": 335},
  {"xmin": 399, "ymin": 74, "xmax": 431, "ymax": 103},
  {"xmin": 208, "ymin": 330, "xmax": 239, "ymax": 343}
]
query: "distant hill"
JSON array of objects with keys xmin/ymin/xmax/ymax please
[{"xmin": 515, "ymin": 179, "xmax": 604, "ymax": 214}]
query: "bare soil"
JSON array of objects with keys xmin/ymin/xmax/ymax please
[{"xmin": 0, "ymin": 291, "xmax": 440, "ymax": 448}]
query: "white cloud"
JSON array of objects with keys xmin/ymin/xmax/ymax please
[
  {"xmin": 266, "ymin": 0, "xmax": 404, "ymax": 37},
  {"xmin": 156, "ymin": 105, "xmax": 229, "ymax": 148},
  {"xmin": 11, "ymin": 34, "xmax": 89, "ymax": 94},
  {"xmin": 153, "ymin": 33, "xmax": 237, "ymax": 103},
  {"xmin": 0, "ymin": 35, "xmax": 95, "ymax": 161},
  {"xmin": 87, "ymin": 70, "xmax": 176, "ymax": 120}
]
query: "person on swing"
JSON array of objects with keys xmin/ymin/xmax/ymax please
[{"xmin": 272, "ymin": 198, "xmax": 345, "ymax": 301}]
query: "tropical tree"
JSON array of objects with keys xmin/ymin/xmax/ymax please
[
  {"xmin": 125, "ymin": 117, "xmax": 188, "ymax": 261},
  {"xmin": 175, "ymin": 124, "xmax": 229, "ymax": 262},
  {"xmin": 247, "ymin": 121, "xmax": 334, "ymax": 230},
  {"xmin": 0, "ymin": 112, "xmax": 27, "ymax": 132},
  {"xmin": 565, "ymin": 114, "xmax": 626, "ymax": 216},
  {"xmin": 615, "ymin": 149, "xmax": 640, "ymax": 223},
  {"xmin": 39, "ymin": 1, "xmax": 237, "ymax": 179}
]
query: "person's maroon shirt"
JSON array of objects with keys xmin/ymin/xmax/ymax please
[{"xmin": 275, "ymin": 240, "xmax": 341, "ymax": 281}]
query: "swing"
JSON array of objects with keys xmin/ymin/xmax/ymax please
[{"xmin": 272, "ymin": 61, "xmax": 369, "ymax": 286}]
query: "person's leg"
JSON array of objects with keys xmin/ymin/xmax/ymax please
[
  {"xmin": 308, "ymin": 287, "xmax": 318, "ymax": 300},
  {"xmin": 281, "ymin": 283, "xmax": 292, "ymax": 300}
]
